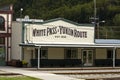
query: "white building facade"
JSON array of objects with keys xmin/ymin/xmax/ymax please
[{"xmin": 12, "ymin": 18, "xmax": 120, "ymax": 68}]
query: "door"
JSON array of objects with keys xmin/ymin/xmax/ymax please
[
  {"xmin": 0, "ymin": 47, "xmax": 5, "ymax": 66},
  {"xmin": 82, "ymin": 50, "xmax": 93, "ymax": 66}
]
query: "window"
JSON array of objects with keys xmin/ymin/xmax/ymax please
[
  {"xmin": 0, "ymin": 16, "xmax": 5, "ymax": 31},
  {"xmin": 107, "ymin": 49, "xmax": 113, "ymax": 59},
  {"xmin": 35, "ymin": 48, "xmax": 48, "ymax": 59},
  {"xmin": 0, "ymin": 38, "xmax": 5, "ymax": 44},
  {"xmin": 65, "ymin": 48, "xmax": 77, "ymax": 59},
  {"xmin": 41, "ymin": 49, "xmax": 48, "ymax": 59}
]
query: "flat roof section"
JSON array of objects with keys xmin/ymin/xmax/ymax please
[{"xmin": 95, "ymin": 39, "xmax": 120, "ymax": 44}]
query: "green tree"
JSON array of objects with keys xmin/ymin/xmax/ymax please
[{"xmin": 113, "ymin": 14, "xmax": 120, "ymax": 26}]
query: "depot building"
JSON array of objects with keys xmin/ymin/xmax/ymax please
[{"xmin": 12, "ymin": 18, "xmax": 120, "ymax": 68}]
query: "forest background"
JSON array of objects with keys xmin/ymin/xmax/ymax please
[{"xmin": 0, "ymin": 0, "xmax": 120, "ymax": 39}]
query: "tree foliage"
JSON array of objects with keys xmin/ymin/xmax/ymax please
[
  {"xmin": 113, "ymin": 14, "xmax": 120, "ymax": 26},
  {"xmin": 0, "ymin": 0, "xmax": 120, "ymax": 39},
  {"xmin": 0, "ymin": 0, "xmax": 119, "ymax": 25}
]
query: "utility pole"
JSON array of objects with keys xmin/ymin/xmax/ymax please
[
  {"xmin": 94, "ymin": 0, "xmax": 97, "ymax": 27},
  {"xmin": 91, "ymin": 0, "xmax": 105, "ymax": 39},
  {"xmin": 94, "ymin": 0, "xmax": 100, "ymax": 39}
]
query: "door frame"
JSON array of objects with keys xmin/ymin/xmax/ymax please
[{"xmin": 81, "ymin": 49, "xmax": 94, "ymax": 66}]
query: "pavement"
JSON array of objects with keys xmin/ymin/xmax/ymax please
[{"xmin": 0, "ymin": 66, "xmax": 84, "ymax": 80}]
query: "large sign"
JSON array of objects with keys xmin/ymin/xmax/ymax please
[
  {"xmin": 24, "ymin": 23, "xmax": 94, "ymax": 44},
  {"xmin": 33, "ymin": 26, "xmax": 87, "ymax": 38}
]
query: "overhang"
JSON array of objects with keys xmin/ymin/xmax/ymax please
[
  {"xmin": 19, "ymin": 39, "xmax": 120, "ymax": 48},
  {"xmin": 19, "ymin": 43, "xmax": 120, "ymax": 48}
]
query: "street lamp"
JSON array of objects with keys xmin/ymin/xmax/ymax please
[
  {"xmin": 96, "ymin": 20, "xmax": 105, "ymax": 39},
  {"xmin": 20, "ymin": 8, "xmax": 23, "ymax": 18},
  {"xmin": 92, "ymin": 0, "xmax": 105, "ymax": 39},
  {"xmin": 91, "ymin": 20, "xmax": 105, "ymax": 39},
  {"xmin": 90, "ymin": 0, "xmax": 105, "ymax": 39}
]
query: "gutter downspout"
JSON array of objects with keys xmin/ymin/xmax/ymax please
[
  {"xmin": 37, "ymin": 46, "xmax": 41, "ymax": 69},
  {"xmin": 113, "ymin": 47, "xmax": 116, "ymax": 68}
]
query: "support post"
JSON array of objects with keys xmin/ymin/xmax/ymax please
[
  {"xmin": 97, "ymin": 23, "xmax": 100, "ymax": 39},
  {"xmin": 113, "ymin": 47, "xmax": 116, "ymax": 68},
  {"xmin": 37, "ymin": 46, "xmax": 41, "ymax": 69}
]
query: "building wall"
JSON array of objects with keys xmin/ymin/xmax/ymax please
[
  {"xmin": 48, "ymin": 48, "xmax": 82, "ymax": 59},
  {"xmin": 116, "ymin": 49, "xmax": 120, "ymax": 59},
  {"xmin": 23, "ymin": 47, "xmax": 83, "ymax": 60},
  {"xmin": 11, "ymin": 22, "xmax": 22, "ymax": 60},
  {"xmin": 48, "ymin": 48, "xmax": 64, "ymax": 59},
  {"xmin": 47, "ymin": 48, "xmax": 120, "ymax": 60},
  {"xmin": 95, "ymin": 48, "xmax": 106, "ymax": 59},
  {"xmin": 24, "ymin": 47, "xmax": 33, "ymax": 66},
  {"xmin": 12, "ymin": 18, "xmax": 120, "ymax": 67},
  {"xmin": 23, "ymin": 47, "xmax": 120, "ymax": 67},
  {"xmin": 95, "ymin": 48, "xmax": 120, "ymax": 59}
]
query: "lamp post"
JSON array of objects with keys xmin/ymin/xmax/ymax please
[
  {"xmin": 96, "ymin": 20, "xmax": 105, "ymax": 39},
  {"xmin": 20, "ymin": 8, "xmax": 23, "ymax": 18},
  {"xmin": 93, "ymin": 0, "xmax": 105, "ymax": 39},
  {"xmin": 90, "ymin": 0, "xmax": 105, "ymax": 39}
]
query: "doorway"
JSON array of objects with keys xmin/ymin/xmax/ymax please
[{"xmin": 82, "ymin": 50, "xmax": 93, "ymax": 66}]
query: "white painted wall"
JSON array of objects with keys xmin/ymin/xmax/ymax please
[
  {"xmin": 11, "ymin": 21, "xmax": 22, "ymax": 60},
  {"xmin": 48, "ymin": 48, "xmax": 64, "ymax": 59}
]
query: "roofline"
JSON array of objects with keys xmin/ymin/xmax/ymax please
[
  {"xmin": 43, "ymin": 18, "xmax": 93, "ymax": 27},
  {"xmin": 22, "ymin": 17, "xmax": 94, "ymax": 27},
  {"xmin": 19, "ymin": 43, "xmax": 120, "ymax": 48}
]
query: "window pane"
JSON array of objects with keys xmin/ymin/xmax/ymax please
[
  {"xmin": 65, "ymin": 48, "xmax": 77, "ymax": 59},
  {"xmin": 0, "ymin": 38, "xmax": 4, "ymax": 44},
  {"xmin": 71, "ymin": 50, "xmax": 77, "ymax": 59},
  {"xmin": 35, "ymin": 49, "xmax": 38, "ymax": 58},
  {"xmin": 41, "ymin": 50, "xmax": 47, "ymax": 59},
  {"xmin": 66, "ymin": 50, "xmax": 71, "ymax": 59},
  {"xmin": 83, "ymin": 51, "xmax": 87, "ymax": 62},
  {"xmin": 0, "ymin": 16, "xmax": 5, "ymax": 31},
  {"xmin": 107, "ymin": 50, "xmax": 113, "ymax": 59}
]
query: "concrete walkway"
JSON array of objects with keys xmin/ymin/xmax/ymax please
[{"xmin": 0, "ymin": 66, "xmax": 84, "ymax": 80}]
